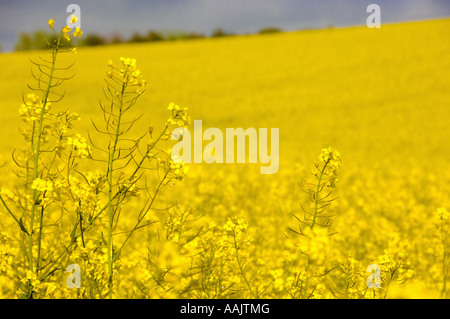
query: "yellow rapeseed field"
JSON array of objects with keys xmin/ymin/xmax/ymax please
[{"xmin": 0, "ymin": 17, "xmax": 449, "ymax": 299}]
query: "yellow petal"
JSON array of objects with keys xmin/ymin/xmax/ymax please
[
  {"xmin": 70, "ymin": 15, "xmax": 79, "ymax": 24},
  {"xmin": 73, "ymin": 27, "xmax": 83, "ymax": 37}
]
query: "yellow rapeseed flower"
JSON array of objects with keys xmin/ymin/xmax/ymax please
[
  {"xmin": 73, "ymin": 27, "xmax": 83, "ymax": 38},
  {"xmin": 31, "ymin": 178, "xmax": 54, "ymax": 193},
  {"xmin": 62, "ymin": 26, "xmax": 72, "ymax": 41},
  {"xmin": 70, "ymin": 15, "xmax": 79, "ymax": 24}
]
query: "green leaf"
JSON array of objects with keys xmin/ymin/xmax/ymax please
[
  {"xmin": 112, "ymin": 248, "xmax": 122, "ymax": 263},
  {"xmin": 19, "ymin": 217, "xmax": 29, "ymax": 235},
  {"xmin": 70, "ymin": 223, "xmax": 77, "ymax": 240}
]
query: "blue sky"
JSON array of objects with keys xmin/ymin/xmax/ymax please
[{"xmin": 1, "ymin": 0, "xmax": 450, "ymax": 51}]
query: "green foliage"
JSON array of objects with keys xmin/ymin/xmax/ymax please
[
  {"xmin": 129, "ymin": 32, "xmax": 147, "ymax": 43},
  {"xmin": 80, "ymin": 34, "xmax": 106, "ymax": 46},
  {"xmin": 13, "ymin": 25, "xmax": 284, "ymax": 52},
  {"xmin": 211, "ymin": 28, "xmax": 234, "ymax": 37},
  {"xmin": 166, "ymin": 31, "xmax": 205, "ymax": 41},
  {"xmin": 258, "ymin": 27, "xmax": 283, "ymax": 34},
  {"xmin": 14, "ymin": 30, "xmax": 73, "ymax": 51},
  {"xmin": 146, "ymin": 30, "xmax": 164, "ymax": 42}
]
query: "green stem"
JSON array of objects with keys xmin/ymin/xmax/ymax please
[
  {"xmin": 344, "ymin": 267, "xmax": 350, "ymax": 299},
  {"xmin": 310, "ymin": 158, "xmax": 330, "ymax": 229},
  {"xmin": 233, "ymin": 233, "xmax": 256, "ymax": 298},
  {"xmin": 302, "ymin": 160, "xmax": 330, "ymax": 299},
  {"xmin": 383, "ymin": 269, "xmax": 396, "ymax": 299},
  {"xmin": 106, "ymin": 82, "xmax": 126, "ymax": 298},
  {"xmin": 36, "ymin": 206, "xmax": 44, "ymax": 273},
  {"xmin": 27, "ymin": 30, "xmax": 61, "ymax": 298},
  {"xmin": 303, "ymin": 256, "xmax": 310, "ymax": 299},
  {"xmin": 440, "ymin": 220, "xmax": 447, "ymax": 298}
]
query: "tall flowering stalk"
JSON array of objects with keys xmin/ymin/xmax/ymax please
[
  {"xmin": 93, "ymin": 57, "xmax": 191, "ymax": 297},
  {"xmin": 0, "ymin": 18, "xmax": 190, "ymax": 299},
  {"xmin": 223, "ymin": 217, "xmax": 257, "ymax": 298},
  {"xmin": 288, "ymin": 147, "xmax": 342, "ymax": 298},
  {"xmin": 302, "ymin": 147, "xmax": 342, "ymax": 229},
  {"xmin": 98, "ymin": 57, "xmax": 148, "ymax": 296},
  {"xmin": 15, "ymin": 18, "xmax": 82, "ymax": 298}
]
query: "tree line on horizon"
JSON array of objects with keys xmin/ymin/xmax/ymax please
[{"xmin": 12, "ymin": 26, "xmax": 283, "ymax": 51}]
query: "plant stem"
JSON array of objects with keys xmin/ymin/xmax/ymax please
[
  {"xmin": 36, "ymin": 206, "xmax": 44, "ymax": 273},
  {"xmin": 344, "ymin": 267, "xmax": 350, "ymax": 299},
  {"xmin": 440, "ymin": 219, "xmax": 447, "ymax": 298},
  {"xmin": 233, "ymin": 234, "xmax": 256, "ymax": 298},
  {"xmin": 302, "ymin": 160, "xmax": 330, "ymax": 299},
  {"xmin": 106, "ymin": 86, "xmax": 125, "ymax": 298},
  {"xmin": 303, "ymin": 256, "xmax": 310, "ymax": 299},
  {"xmin": 27, "ymin": 31, "xmax": 61, "ymax": 298},
  {"xmin": 383, "ymin": 269, "xmax": 396, "ymax": 299},
  {"xmin": 310, "ymin": 158, "xmax": 330, "ymax": 229}
]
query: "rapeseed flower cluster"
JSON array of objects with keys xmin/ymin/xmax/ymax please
[
  {"xmin": 166, "ymin": 102, "xmax": 191, "ymax": 128},
  {"xmin": 49, "ymin": 15, "xmax": 82, "ymax": 42},
  {"xmin": 106, "ymin": 57, "xmax": 147, "ymax": 92},
  {"xmin": 66, "ymin": 133, "xmax": 90, "ymax": 158}
]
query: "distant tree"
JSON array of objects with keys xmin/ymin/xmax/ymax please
[
  {"xmin": 258, "ymin": 27, "xmax": 282, "ymax": 34},
  {"xmin": 129, "ymin": 32, "xmax": 146, "ymax": 43},
  {"xmin": 14, "ymin": 33, "xmax": 33, "ymax": 51},
  {"xmin": 32, "ymin": 31, "xmax": 51, "ymax": 50},
  {"xmin": 110, "ymin": 33, "xmax": 124, "ymax": 44},
  {"xmin": 164, "ymin": 31, "xmax": 204, "ymax": 41},
  {"xmin": 211, "ymin": 28, "xmax": 233, "ymax": 37},
  {"xmin": 186, "ymin": 32, "xmax": 205, "ymax": 39},
  {"xmin": 80, "ymin": 34, "xmax": 106, "ymax": 46},
  {"xmin": 146, "ymin": 30, "xmax": 164, "ymax": 42},
  {"xmin": 166, "ymin": 31, "xmax": 186, "ymax": 41},
  {"xmin": 14, "ymin": 30, "xmax": 72, "ymax": 51}
]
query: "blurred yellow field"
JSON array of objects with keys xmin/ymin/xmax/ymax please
[{"xmin": 0, "ymin": 17, "xmax": 449, "ymax": 298}]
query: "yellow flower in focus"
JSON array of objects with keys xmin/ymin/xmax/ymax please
[
  {"xmin": 62, "ymin": 25, "xmax": 72, "ymax": 41},
  {"xmin": 48, "ymin": 19, "xmax": 55, "ymax": 29},
  {"xmin": 70, "ymin": 15, "xmax": 79, "ymax": 24},
  {"xmin": 166, "ymin": 103, "xmax": 191, "ymax": 128},
  {"xmin": 73, "ymin": 27, "xmax": 83, "ymax": 38},
  {"xmin": 67, "ymin": 133, "xmax": 90, "ymax": 158},
  {"xmin": 31, "ymin": 178, "xmax": 54, "ymax": 193}
]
